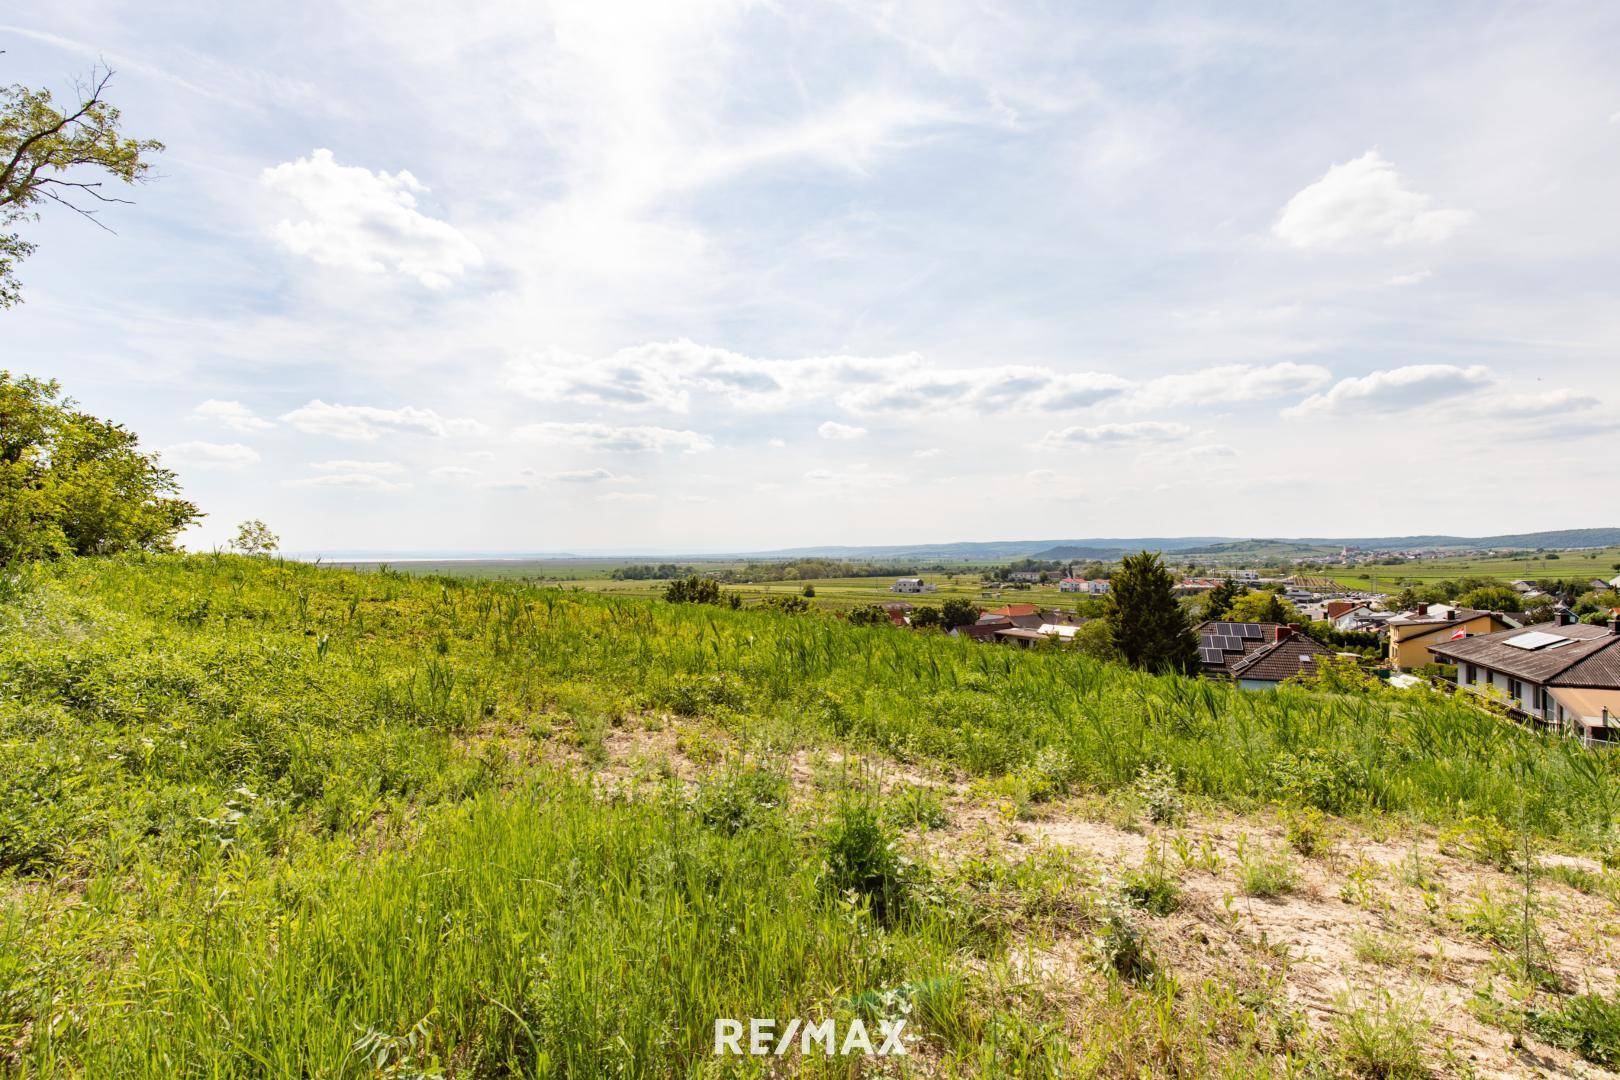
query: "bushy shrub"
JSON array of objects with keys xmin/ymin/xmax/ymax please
[
  {"xmin": 694, "ymin": 762, "xmax": 788, "ymax": 834},
  {"xmin": 654, "ymin": 673, "xmax": 748, "ymax": 717},
  {"xmin": 1266, "ymin": 748, "xmax": 1369, "ymax": 813},
  {"xmin": 822, "ymin": 800, "xmax": 914, "ymax": 924},
  {"xmin": 1529, "ymin": 993, "xmax": 1620, "ymax": 1066}
]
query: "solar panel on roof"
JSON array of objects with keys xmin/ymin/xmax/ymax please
[
  {"xmin": 1199, "ymin": 647, "xmax": 1223, "ymax": 664},
  {"xmin": 1241, "ymin": 624, "xmax": 1262, "ymax": 639},
  {"xmin": 1504, "ymin": 631, "xmax": 1573, "ymax": 651},
  {"xmin": 1199, "ymin": 634, "xmax": 1217, "ymax": 649},
  {"xmin": 1219, "ymin": 635, "xmax": 1242, "ymax": 651}
]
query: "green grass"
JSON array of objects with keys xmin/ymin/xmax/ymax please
[
  {"xmin": 5, "ymin": 552, "xmax": 1620, "ymax": 1073},
  {"xmin": 1329, "ymin": 546, "xmax": 1620, "ymax": 592}
]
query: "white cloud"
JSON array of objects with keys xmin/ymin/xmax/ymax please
[
  {"xmin": 544, "ymin": 468, "xmax": 637, "ymax": 483},
  {"xmin": 429, "ymin": 465, "xmax": 480, "ymax": 480},
  {"xmin": 281, "ymin": 400, "xmax": 486, "ymax": 441},
  {"xmin": 597, "ymin": 491, "xmax": 657, "ymax": 503},
  {"xmin": 290, "ymin": 472, "xmax": 412, "ymax": 492},
  {"xmin": 1388, "ymin": 269, "xmax": 1432, "ymax": 286},
  {"xmin": 191, "ymin": 399, "xmax": 273, "ymax": 433},
  {"xmin": 163, "ymin": 441, "xmax": 261, "ymax": 469},
  {"xmin": 1475, "ymin": 388, "xmax": 1602, "ymax": 418},
  {"xmin": 817, "ymin": 420, "xmax": 868, "ymax": 440},
  {"xmin": 475, "ymin": 479, "xmax": 532, "ymax": 492},
  {"xmin": 1036, "ymin": 421, "xmax": 1191, "ymax": 449},
  {"xmin": 311, "ymin": 459, "xmax": 402, "ymax": 472},
  {"xmin": 1284, "ymin": 364, "xmax": 1494, "ymax": 417},
  {"xmin": 505, "ymin": 340, "xmax": 920, "ymax": 413},
  {"xmin": 804, "ymin": 464, "xmax": 905, "ymax": 488},
  {"xmin": 1272, "ymin": 151, "xmax": 1471, "ymax": 251},
  {"xmin": 913, "ymin": 447, "xmax": 943, "ymax": 459},
  {"xmin": 1184, "ymin": 443, "xmax": 1238, "ymax": 459},
  {"xmin": 513, "ymin": 422, "xmax": 714, "ymax": 453},
  {"xmin": 1129, "ymin": 362, "xmax": 1331, "ymax": 409},
  {"xmin": 837, "ymin": 365, "xmax": 1129, "ymax": 415},
  {"xmin": 1025, "ymin": 468, "xmax": 1059, "ymax": 482},
  {"xmin": 767, "ymin": 438, "xmax": 787, "ymax": 449},
  {"xmin": 261, "ymin": 148, "xmax": 482, "ymax": 288}
]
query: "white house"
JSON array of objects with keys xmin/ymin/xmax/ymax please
[
  {"xmin": 1059, "ymin": 578, "xmax": 1110, "ymax": 594},
  {"xmin": 891, "ymin": 577, "xmax": 936, "ymax": 594}
]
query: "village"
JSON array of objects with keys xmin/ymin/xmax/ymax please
[{"xmin": 875, "ymin": 563, "xmax": 1620, "ymax": 744}]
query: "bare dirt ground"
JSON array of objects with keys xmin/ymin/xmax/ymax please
[{"xmin": 569, "ymin": 714, "xmax": 1620, "ymax": 1077}]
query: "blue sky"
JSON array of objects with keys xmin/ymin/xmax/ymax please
[{"xmin": 5, "ymin": 3, "xmax": 1619, "ymax": 553}]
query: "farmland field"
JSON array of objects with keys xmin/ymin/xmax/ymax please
[
  {"xmin": 6, "ymin": 554, "xmax": 1620, "ymax": 1075},
  {"xmin": 1329, "ymin": 546, "xmax": 1620, "ymax": 592},
  {"xmin": 329, "ymin": 561, "xmax": 1090, "ymax": 613}
]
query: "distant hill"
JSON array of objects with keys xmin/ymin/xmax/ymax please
[{"xmin": 748, "ymin": 528, "xmax": 1620, "ymax": 564}]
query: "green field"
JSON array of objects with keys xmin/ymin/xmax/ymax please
[
  {"xmin": 330, "ymin": 562, "xmax": 1093, "ymax": 614},
  {"xmin": 7, "ymin": 555, "xmax": 1620, "ymax": 1074},
  {"xmin": 1329, "ymin": 546, "xmax": 1620, "ymax": 592}
]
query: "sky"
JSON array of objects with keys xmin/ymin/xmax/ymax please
[{"xmin": 5, "ymin": 2, "xmax": 1619, "ymax": 554}]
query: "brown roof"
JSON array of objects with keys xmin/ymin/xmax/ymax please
[
  {"xmin": 1388, "ymin": 605, "xmax": 1492, "ymax": 627},
  {"xmin": 1429, "ymin": 621, "xmax": 1620, "ymax": 688},
  {"xmin": 993, "ymin": 628, "xmax": 1048, "ymax": 643},
  {"xmin": 952, "ymin": 622, "xmax": 1002, "ymax": 641},
  {"xmin": 989, "ymin": 603, "xmax": 1040, "ymax": 617},
  {"xmin": 1193, "ymin": 620, "xmax": 1330, "ymax": 681},
  {"xmin": 1231, "ymin": 634, "xmax": 1333, "ymax": 682}
]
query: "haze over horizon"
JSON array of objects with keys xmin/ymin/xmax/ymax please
[{"xmin": 6, "ymin": 3, "xmax": 1619, "ymax": 552}]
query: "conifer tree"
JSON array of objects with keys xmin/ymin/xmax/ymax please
[{"xmin": 1106, "ymin": 550, "xmax": 1199, "ymax": 673}]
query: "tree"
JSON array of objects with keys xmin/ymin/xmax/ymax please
[
  {"xmin": 1204, "ymin": 578, "xmax": 1244, "ymax": 619},
  {"xmin": 847, "ymin": 604, "xmax": 888, "ymax": 626},
  {"xmin": 1105, "ymin": 551, "xmax": 1198, "ymax": 674},
  {"xmin": 664, "ymin": 576, "xmax": 721, "ymax": 604},
  {"xmin": 802, "ymin": 584, "xmax": 815, "ymax": 598},
  {"xmin": 940, "ymin": 598, "xmax": 979, "ymax": 630},
  {"xmin": 1227, "ymin": 590, "xmax": 1299, "ymax": 625},
  {"xmin": 229, "ymin": 520, "xmax": 279, "ymax": 557},
  {"xmin": 2, "ymin": 68, "xmax": 163, "ymax": 307},
  {"xmin": 1456, "ymin": 585, "xmax": 1522, "ymax": 613},
  {"xmin": 1071, "ymin": 618, "xmax": 1120, "ymax": 663},
  {"xmin": 910, "ymin": 605, "xmax": 943, "ymax": 629},
  {"xmin": 1, "ymin": 372, "xmax": 200, "ymax": 564}
]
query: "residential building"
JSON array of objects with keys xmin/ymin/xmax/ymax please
[
  {"xmin": 1006, "ymin": 571, "xmax": 1043, "ymax": 583},
  {"xmin": 1193, "ymin": 620, "xmax": 1334, "ymax": 690},
  {"xmin": 891, "ymin": 577, "xmax": 937, "ymax": 594},
  {"xmin": 1429, "ymin": 614, "xmax": 1620, "ymax": 743},
  {"xmin": 1059, "ymin": 577, "xmax": 1110, "ymax": 594},
  {"xmin": 1386, "ymin": 603, "xmax": 1518, "ymax": 670}
]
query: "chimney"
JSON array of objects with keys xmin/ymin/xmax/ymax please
[
  {"xmin": 1556, "ymin": 606, "xmax": 1576, "ymax": 627},
  {"xmin": 1609, "ymin": 616, "xmax": 1619, "ymax": 636},
  {"xmin": 1445, "ymin": 609, "xmax": 1456, "ymax": 621},
  {"xmin": 1416, "ymin": 602, "xmax": 1429, "ymax": 617},
  {"xmin": 1275, "ymin": 624, "xmax": 1293, "ymax": 642}
]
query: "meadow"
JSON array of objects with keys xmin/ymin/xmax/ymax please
[
  {"xmin": 5, "ymin": 554, "xmax": 1620, "ymax": 1075},
  {"xmin": 1329, "ymin": 546, "xmax": 1620, "ymax": 592}
]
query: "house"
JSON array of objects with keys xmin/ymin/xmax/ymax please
[
  {"xmin": 1174, "ymin": 578, "xmax": 1223, "ymax": 595},
  {"xmin": 952, "ymin": 606, "xmax": 1089, "ymax": 646},
  {"xmin": 891, "ymin": 577, "xmax": 937, "ymax": 594},
  {"xmin": 1510, "ymin": 580, "xmax": 1537, "ymax": 594},
  {"xmin": 1330, "ymin": 604, "xmax": 1393, "ymax": 634},
  {"xmin": 983, "ymin": 603, "xmax": 1044, "ymax": 629},
  {"xmin": 1006, "ymin": 571, "xmax": 1043, "ymax": 583},
  {"xmin": 1193, "ymin": 620, "xmax": 1334, "ymax": 690},
  {"xmin": 1059, "ymin": 577, "xmax": 1110, "ymax": 594},
  {"xmin": 1386, "ymin": 603, "xmax": 1518, "ymax": 670},
  {"xmin": 1429, "ymin": 613, "xmax": 1620, "ymax": 743},
  {"xmin": 1324, "ymin": 600, "xmax": 1362, "ymax": 622}
]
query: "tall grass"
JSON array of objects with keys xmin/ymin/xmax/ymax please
[{"xmin": 3, "ymin": 552, "xmax": 1616, "ymax": 1073}]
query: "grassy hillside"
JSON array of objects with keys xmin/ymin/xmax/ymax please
[{"xmin": 5, "ymin": 555, "xmax": 1620, "ymax": 1075}]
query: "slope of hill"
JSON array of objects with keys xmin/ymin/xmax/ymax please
[{"xmin": 4, "ymin": 555, "xmax": 1620, "ymax": 1075}]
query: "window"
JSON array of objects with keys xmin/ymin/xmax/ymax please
[
  {"xmin": 1508, "ymin": 677, "xmax": 1522, "ymax": 700},
  {"xmin": 1465, "ymin": 663, "xmax": 1476, "ymax": 684}
]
